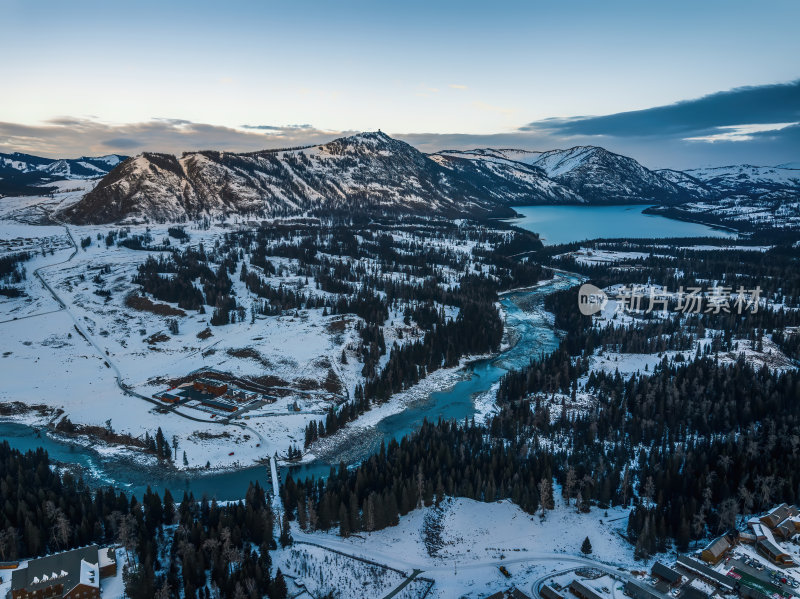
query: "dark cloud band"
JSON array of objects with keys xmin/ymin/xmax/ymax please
[{"xmin": 520, "ymin": 80, "xmax": 800, "ymax": 138}]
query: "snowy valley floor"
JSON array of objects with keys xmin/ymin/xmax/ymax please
[{"xmin": 276, "ymin": 495, "xmax": 640, "ymax": 599}]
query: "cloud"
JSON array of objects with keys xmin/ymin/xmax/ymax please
[
  {"xmin": 241, "ymin": 123, "xmax": 314, "ymax": 131},
  {"xmin": 100, "ymin": 137, "xmax": 142, "ymax": 149},
  {"xmin": 449, "ymin": 84, "xmax": 468, "ymax": 90},
  {"xmin": 684, "ymin": 122, "xmax": 797, "ymax": 143},
  {"xmin": 0, "ymin": 118, "xmax": 352, "ymax": 159},
  {"xmin": 520, "ymin": 79, "xmax": 800, "ymax": 140},
  {"xmin": 2, "ymin": 80, "xmax": 798, "ymax": 170}
]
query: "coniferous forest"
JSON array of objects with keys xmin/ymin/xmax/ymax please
[{"xmin": 2, "ymin": 228, "xmax": 799, "ymax": 595}]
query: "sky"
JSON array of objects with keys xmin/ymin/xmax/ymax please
[{"xmin": 0, "ymin": 0, "xmax": 798, "ymax": 169}]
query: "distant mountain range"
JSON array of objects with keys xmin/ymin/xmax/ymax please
[
  {"xmin": 432, "ymin": 146, "xmax": 688, "ymax": 205},
  {"xmin": 0, "ymin": 152, "xmax": 126, "ymax": 197},
  {"xmin": 56, "ymin": 133, "xmax": 704, "ymax": 224},
  {"xmin": 2, "ymin": 133, "xmax": 798, "ymax": 230}
]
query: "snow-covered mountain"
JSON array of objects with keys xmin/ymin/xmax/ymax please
[
  {"xmin": 431, "ymin": 146, "xmax": 690, "ymax": 205},
  {"xmin": 63, "ymin": 136, "xmax": 693, "ymax": 224},
  {"xmin": 0, "ymin": 151, "xmax": 127, "ymax": 196},
  {"xmin": 649, "ymin": 164, "xmax": 800, "ymax": 232},
  {"xmin": 429, "ymin": 149, "xmax": 583, "ymax": 204},
  {"xmin": 680, "ymin": 164, "xmax": 800, "ymax": 199},
  {"xmin": 0, "ymin": 152, "xmax": 125, "ymax": 178},
  {"xmin": 64, "ymin": 132, "xmax": 600, "ymax": 224},
  {"xmin": 513, "ymin": 146, "xmax": 688, "ymax": 204},
  {"xmin": 654, "ymin": 169, "xmax": 714, "ymax": 199},
  {"xmin": 14, "ymin": 132, "xmax": 798, "ymax": 229}
]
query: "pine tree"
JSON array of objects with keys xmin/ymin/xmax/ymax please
[
  {"xmin": 270, "ymin": 569, "xmax": 288, "ymax": 599},
  {"xmin": 581, "ymin": 536, "xmax": 592, "ymax": 555},
  {"xmin": 279, "ymin": 512, "xmax": 292, "ymax": 547}
]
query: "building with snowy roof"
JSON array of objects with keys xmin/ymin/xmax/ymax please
[
  {"xmin": 569, "ymin": 580, "xmax": 604, "ymax": 599},
  {"xmin": 760, "ymin": 504, "xmax": 798, "ymax": 530},
  {"xmin": 700, "ymin": 535, "xmax": 732, "ymax": 564},
  {"xmin": 624, "ymin": 580, "xmax": 661, "ymax": 599},
  {"xmin": 651, "ymin": 561, "xmax": 682, "ymax": 586},
  {"xmin": 541, "ymin": 585, "xmax": 566, "ymax": 599},
  {"xmin": 675, "ymin": 555, "xmax": 736, "ymax": 592},
  {"xmin": 756, "ymin": 538, "xmax": 795, "ymax": 566},
  {"xmin": 774, "ymin": 516, "xmax": 800, "ymax": 540},
  {"xmin": 9, "ymin": 544, "xmax": 115, "ymax": 599}
]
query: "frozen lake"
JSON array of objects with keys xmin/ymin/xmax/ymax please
[{"xmin": 511, "ymin": 204, "xmax": 737, "ymax": 245}]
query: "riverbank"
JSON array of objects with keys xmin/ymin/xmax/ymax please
[
  {"xmin": 641, "ymin": 205, "xmax": 743, "ymax": 234},
  {"xmin": 0, "ymin": 273, "xmax": 579, "ymax": 498}
]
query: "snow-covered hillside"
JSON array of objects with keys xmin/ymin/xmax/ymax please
[
  {"xmin": 433, "ymin": 146, "xmax": 689, "ymax": 205},
  {"xmin": 683, "ymin": 164, "xmax": 800, "ymax": 197},
  {"xmin": 430, "ymin": 149, "xmax": 584, "ymax": 204},
  {"xmin": 521, "ymin": 146, "xmax": 688, "ymax": 204},
  {"xmin": 648, "ymin": 163, "xmax": 800, "ymax": 231},
  {"xmin": 0, "ymin": 152, "xmax": 124, "ymax": 177},
  {"xmin": 9, "ymin": 134, "xmax": 797, "ymax": 231},
  {"xmin": 57, "ymin": 136, "xmax": 706, "ymax": 224},
  {"xmin": 0, "ymin": 151, "xmax": 126, "ymax": 197},
  {"xmin": 61, "ymin": 132, "xmax": 528, "ymax": 224}
]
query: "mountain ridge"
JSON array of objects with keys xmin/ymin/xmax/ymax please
[
  {"xmin": 59, "ymin": 132, "xmax": 699, "ymax": 224},
  {"xmin": 5, "ymin": 132, "xmax": 798, "ymax": 226},
  {"xmin": 0, "ymin": 151, "xmax": 127, "ymax": 197}
]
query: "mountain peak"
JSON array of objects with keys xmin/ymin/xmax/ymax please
[
  {"xmin": 59, "ymin": 132, "xmax": 521, "ymax": 224},
  {"xmin": 319, "ymin": 130, "xmax": 420, "ymax": 160},
  {"xmin": 355, "ymin": 130, "xmax": 392, "ymax": 141}
]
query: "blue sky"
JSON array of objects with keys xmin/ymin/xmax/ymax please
[{"xmin": 0, "ymin": 0, "xmax": 798, "ymax": 167}]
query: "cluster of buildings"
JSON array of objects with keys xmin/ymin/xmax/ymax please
[
  {"xmin": 538, "ymin": 562, "xmax": 718, "ymax": 599},
  {"xmin": 8, "ymin": 545, "xmax": 116, "ymax": 599},
  {"xmin": 634, "ymin": 504, "xmax": 800, "ymax": 599},
  {"xmin": 701, "ymin": 503, "xmax": 799, "ymax": 568},
  {"xmin": 155, "ymin": 377, "xmax": 265, "ymax": 414},
  {"xmin": 515, "ymin": 505, "xmax": 800, "ymax": 599}
]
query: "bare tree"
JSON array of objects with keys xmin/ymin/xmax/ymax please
[
  {"xmin": 51, "ymin": 509, "xmax": 71, "ymax": 549},
  {"xmin": 416, "ymin": 466, "xmax": 425, "ymax": 509},
  {"xmin": 757, "ymin": 475, "xmax": 774, "ymax": 509},
  {"xmin": 718, "ymin": 498, "xmax": 739, "ymax": 532},
  {"xmin": 717, "ymin": 454, "xmax": 733, "ymax": 472},
  {"xmin": 692, "ymin": 512, "xmax": 706, "ymax": 546},
  {"xmin": 702, "ymin": 484, "xmax": 713, "ymax": 515},
  {"xmin": 308, "ymin": 498, "xmax": 319, "ymax": 532},
  {"xmin": 738, "ymin": 485, "xmax": 755, "ymax": 521},
  {"xmin": 642, "ymin": 476, "xmax": 656, "ymax": 506},
  {"xmin": 621, "ymin": 466, "xmax": 631, "ymax": 506},
  {"xmin": 203, "ymin": 537, "xmax": 221, "ymax": 569},
  {"xmin": 563, "ymin": 468, "xmax": 577, "ymax": 506},
  {"xmin": 117, "ymin": 514, "xmax": 138, "ymax": 567},
  {"xmin": 0, "ymin": 529, "xmax": 8, "ymax": 561},
  {"xmin": 538, "ymin": 477, "xmax": 554, "ymax": 517},
  {"xmin": 223, "ymin": 543, "xmax": 242, "ymax": 575},
  {"xmin": 154, "ymin": 581, "xmax": 171, "ymax": 599}
]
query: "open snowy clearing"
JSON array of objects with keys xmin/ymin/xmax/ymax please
[
  {"xmin": 0, "ymin": 193, "xmax": 506, "ymax": 474},
  {"xmin": 288, "ymin": 495, "xmax": 643, "ymax": 599}
]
